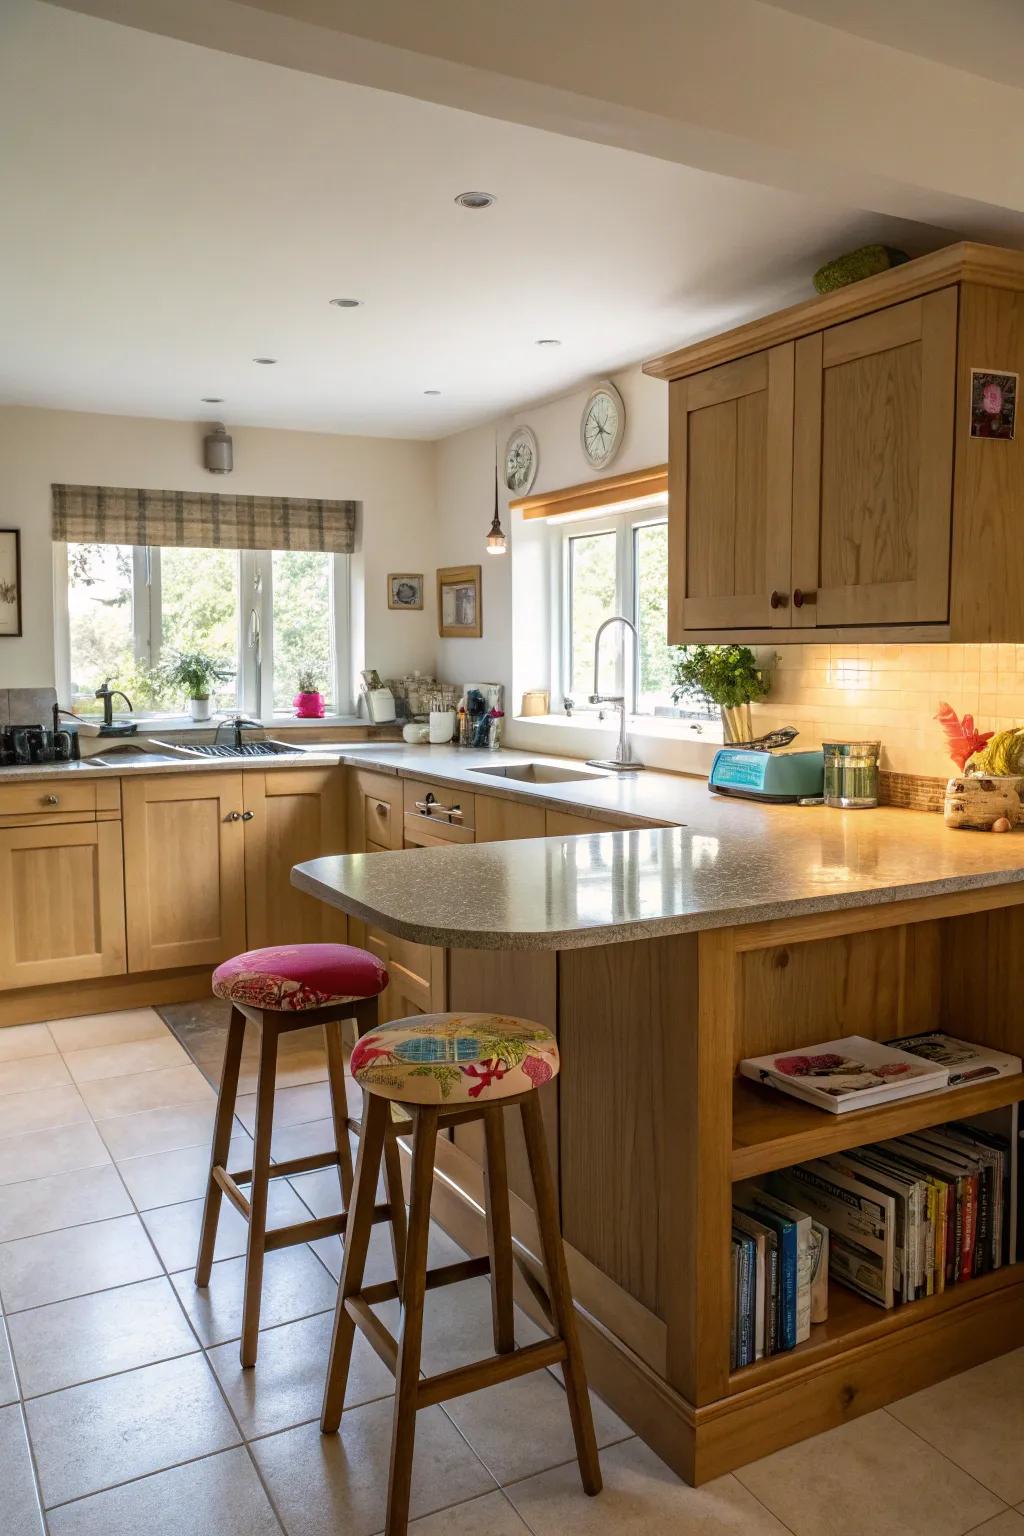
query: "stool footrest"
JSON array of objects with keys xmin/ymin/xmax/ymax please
[
  {"xmin": 262, "ymin": 1201, "xmax": 396, "ymax": 1253},
  {"xmin": 418, "ymin": 1337, "xmax": 569, "ymax": 1409},
  {"xmin": 345, "ymin": 1296, "xmax": 399, "ymax": 1373},
  {"xmin": 359, "ymin": 1255, "xmax": 492, "ymax": 1308},
  {"xmin": 212, "ymin": 1167, "xmax": 251, "ymax": 1220},
  {"xmin": 228, "ymin": 1148, "xmax": 342, "ymax": 1187}
]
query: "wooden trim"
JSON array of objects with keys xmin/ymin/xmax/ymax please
[
  {"xmin": 0, "ymin": 964, "xmax": 211, "ymax": 1027},
  {"xmin": 513, "ymin": 463, "xmax": 668, "ymax": 520},
  {"xmin": 667, "ymin": 624, "xmax": 953, "ymax": 645},
  {"xmin": 643, "ymin": 241, "xmax": 1024, "ymax": 381},
  {"xmin": 729, "ymin": 881, "xmax": 1024, "ymax": 952}
]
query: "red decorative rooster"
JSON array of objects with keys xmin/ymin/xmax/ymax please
[{"xmin": 935, "ymin": 701, "xmax": 993, "ymax": 771}]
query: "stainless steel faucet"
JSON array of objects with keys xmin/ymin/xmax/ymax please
[
  {"xmin": 215, "ymin": 714, "xmax": 262, "ymax": 750},
  {"xmin": 586, "ymin": 616, "xmax": 645, "ymax": 771},
  {"xmin": 94, "ymin": 679, "xmax": 133, "ymax": 728}
]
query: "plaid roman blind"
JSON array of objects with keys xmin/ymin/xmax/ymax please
[{"xmin": 51, "ymin": 484, "xmax": 357, "ymax": 554}]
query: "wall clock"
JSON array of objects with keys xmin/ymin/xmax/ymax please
[
  {"xmin": 580, "ymin": 381, "xmax": 625, "ymax": 470},
  {"xmin": 504, "ymin": 426, "xmax": 538, "ymax": 495}
]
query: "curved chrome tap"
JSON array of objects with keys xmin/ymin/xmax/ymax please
[{"xmin": 587, "ymin": 615, "xmax": 645, "ymax": 770}]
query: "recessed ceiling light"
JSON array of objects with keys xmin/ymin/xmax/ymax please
[
  {"xmin": 201, "ymin": 396, "xmax": 224, "ymax": 403},
  {"xmin": 454, "ymin": 191, "xmax": 495, "ymax": 210},
  {"xmin": 329, "ymin": 298, "xmax": 362, "ymax": 308},
  {"xmin": 252, "ymin": 357, "xmax": 277, "ymax": 365},
  {"xmin": 424, "ymin": 389, "xmax": 442, "ymax": 396},
  {"xmin": 536, "ymin": 338, "xmax": 561, "ymax": 347}
]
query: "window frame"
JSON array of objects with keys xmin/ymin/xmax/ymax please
[{"xmin": 55, "ymin": 542, "xmax": 353, "ymax": 722}]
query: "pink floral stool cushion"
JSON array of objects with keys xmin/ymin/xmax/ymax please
[
  {"xmin": 349, "ymin": 1012, "xmax": 559, "ymax": 1105},
  {"xmin": 212, "ymin": 943, "xmax": 389, "ymax": 1012}
]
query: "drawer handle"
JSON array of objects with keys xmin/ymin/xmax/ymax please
[
  {"xmin": 414, "ymin": 796, "xmax": 463, "ymax": 823},
  {"xmin": 226, "ymin": 810, "xmax": 241, "ymax": 822},
  {"xmin": 241, "ymin": 810, "xmax": 255, "ymax": 821},
  {"xmin": 793, "ymin": 588, "xmax": 817, "ymax": 608},
  {"xmin": 44, "ymin": 794, "xmax": 60, "ymax": 806}
]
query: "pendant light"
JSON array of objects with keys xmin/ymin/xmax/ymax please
[{"xmin": 486, "ymin": 447, "xmax": 507, "ymax": 556}]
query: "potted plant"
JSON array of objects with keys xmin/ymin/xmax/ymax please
[
  {"xmin": 670, "ymin": 644, "xmax": 769, "ymax": 743},
  {"xmin": 161, "ymin": 650, "xmax": 234, "ymax": 722},
  {"xmin": 294, "ymin": 667, "xmax": 326, "ymax": 719}
]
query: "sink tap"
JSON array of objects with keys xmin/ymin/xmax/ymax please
[
  {"xmin": 587, "ymin": 616, "xmax": 645, "ymax": 771},
  {"xmin": 215, "ymin": 714, "xmax": 262, "ymax": 750},
  {"xmin": 94, "ymin": 679, "xmax": 133, "ymax": 728}
]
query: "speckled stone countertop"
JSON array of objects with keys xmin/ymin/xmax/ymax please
[{"xmin": 292, "ymin": 797, "xmax": 1024, "ymax": 951}]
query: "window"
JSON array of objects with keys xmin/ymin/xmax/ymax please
[
  {"xmin": 558, "ymin": 500, "xmax": 687, "ymax": 716},
  {"xmin": 60, "ymin": 543, "xmax": 350, "ymax": 720}
]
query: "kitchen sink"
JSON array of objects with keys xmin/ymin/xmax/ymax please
[
  {"xmin": 469, "ymin": 761, "xmax": 607, "ymax": 784},
  {"xmin": 83, "ymin": 747, "xmax": 187, "ymax": 767},
  {"xmin": 147, "ymin": 738, "xmax": 305, "ymax": 760}
]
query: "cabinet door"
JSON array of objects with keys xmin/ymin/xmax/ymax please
[
  {"xmin": 123, "ymin": 773, "xmax": 246, "ymax": 972},
  {"xmin": 349, "ymin": 770, "xmax": 403, "ymax": 852},
  {"xmin": 366, "ymin": 927, "xmax": 446, "ymax": 1021},
  {"xmin": 476, "ymin": 794, "xmax": 546, "ymax": 842},
  {"xmin": 668, "ymin": 343, "xmax": 794, "ymax": 636},
  {"xmin": 545, "ymin": 810, "xmax": 629, "ymax": 836},
  {"xmin": 792, "ymin": 288, "xmax": 957, "ymax": 627},
  {"xmin": 243, "ymin": 769, "xmax": 348, "ymax": 949},
  {"xmin": 0, "ymin": 820, "xmax": 126, "ymax": 990}
]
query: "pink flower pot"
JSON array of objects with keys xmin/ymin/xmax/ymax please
[{"xmin": 294, "ymin": 690, "xmax": 325, "ymax": 719}]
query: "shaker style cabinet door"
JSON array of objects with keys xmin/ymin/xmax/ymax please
[
  {"xmin": 668, "ymin": 343, "xmax": 795, "ymax": 637},
  {"xmin": 791, "ymin": 287, "xmax": 957, "ymax": 628},
  {"xmin": 0, "ymin": 821, "xmax": 127, "ymax": 990},
  {"xmin": 122, "ymin": 773, "xmax": 247, "ymax": 973},
  {"xmin": 242, "ymin": 769, "xmax": 347, "ymax": 949}
]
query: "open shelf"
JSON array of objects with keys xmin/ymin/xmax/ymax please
[
  {"xmin": 731, "ymin": 1072, "xmax": 1024, "ymax": 1182},
  {"xmin": 728, "ymin": 1262, "xmax": 1024, "ymax": 1394}
]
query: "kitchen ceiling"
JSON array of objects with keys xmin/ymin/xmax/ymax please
[{"xmin": 2, "ymin": 0, "xmax": 948, "ymax": 439}]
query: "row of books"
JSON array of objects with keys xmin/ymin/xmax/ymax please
[{"xmin": 731, "ymin": 1104, "xmax": 1020, "ymax": 1370}]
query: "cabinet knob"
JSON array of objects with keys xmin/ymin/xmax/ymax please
[
  {"xmin": 241, "ymin": 810, "xmax": 255, "ymax": 822},
  {"xmin": 375, "ymin": 802, "xmax": 388, "ymax": 815},
  {"xmin": 769, "ymin": 590, "xmax": 788, "ymax": 610},
  {"xmin": 793, "ymin": 588, "xmax": 817, "ymax": 608},
  {"xmin": 226, "ymin": 810, "xmax": 241, "ymax": 822},
  {"xmin": 44, "ymin": 793, "xmax": 59, "ymax": 806}
]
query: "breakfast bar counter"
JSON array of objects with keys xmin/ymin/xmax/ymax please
[{"xmin": 294, "ymin": 810, "xmax": 1024, "ymax": 1487}]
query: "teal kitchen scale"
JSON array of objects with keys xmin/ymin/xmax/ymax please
[{"xmin": 709, "ymin": 727, "xmax": 824, "ymax": 804}]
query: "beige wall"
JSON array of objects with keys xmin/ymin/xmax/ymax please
[{"xmin": 0, "ymin": 405, "xmax": 438, "ymax": 696}]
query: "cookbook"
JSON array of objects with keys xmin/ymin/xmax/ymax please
[
  {"xmin": 739, "ymin": 1035, "xmax": 949, "ymax": 1114},
  {"xmin": 884, "ymin": 1032, "xmax": 1022, "ymax": 1087}
]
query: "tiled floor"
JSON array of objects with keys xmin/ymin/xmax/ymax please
[{"xmin": 0, "ymin": 1004, "xmax": 1022, "ymax": 1535}]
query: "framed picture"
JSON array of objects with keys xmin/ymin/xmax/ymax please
[
  {"xmin": 0, "ymin": 530, "xmax": 22, "ymax": 638},
  {"xmin": 387, "ymin": 572, "xmax": 424, "ymax": 611},
  {"xmin": 437, "ymin": 564, "xmax": 482, "ymax": 638}
]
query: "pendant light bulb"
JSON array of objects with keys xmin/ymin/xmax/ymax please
[{"xmin": 486, "ymin": 455, "xmax": 507, "ymax": 555}]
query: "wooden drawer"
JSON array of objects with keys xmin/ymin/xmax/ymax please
[
  {"xmin": 0, "ymin": 777, "xmax": 120, "ymax": 821},
  {"xmin": 354, "ymin": 771, "xmax": 402, "ymax": 851},
  {"xmin": 403, "ymin": 777, "xmax": 475, "ymax": 833}
]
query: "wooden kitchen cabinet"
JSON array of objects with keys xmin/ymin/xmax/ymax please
[
  {"xmin": 365, "ymin": 927, "xmax": 446, "ymax": 1020},
  {"xmin": 647, "ymin": 243, "xmax": 1024, "ymax": 642},
  {"xmin": 349, "ymin": 769, "xmax": 403, "ymax": 852},
  {"xmin": 476, "ymin": 793, "xmax": 546, "ymax": 842},
  {"xmin": 123, "ymin": 772, "xmax": 247, "ymax": 972},
  {"xmin": 545, "ymin": 810, "xmax": 631, "ymax": 836},
  {"xmin": 243, "ymin": 768, "xmax": 347, "ymax": 948},
  {"xmin": 0, "ymin": 819, "xmax": 126, "ymax": 990}
]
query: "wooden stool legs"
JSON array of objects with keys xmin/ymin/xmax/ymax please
[
  {"xmin": 321, "ymin": 1093, "xmax": 602, "ymax": 1536},
  {"xmin": 239, "ymin": 1015, "xmax": 279, "ymax": 1366},
  {"xmin": 195, "ymin": 1006, "xmax": 246, "ymax": 1288}
]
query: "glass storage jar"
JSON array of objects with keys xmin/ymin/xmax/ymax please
[{"xmin": 822, "ymin": 740, "xmax": 881, "ymax": 808}]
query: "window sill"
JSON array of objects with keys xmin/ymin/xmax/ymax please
[
  {"xmin": 94, "ymin": 713, "xmax": 370, "ymax": 735},
  {"xmin": 516, "ymin": 712, "xmax": 723, "ymax": 744}
]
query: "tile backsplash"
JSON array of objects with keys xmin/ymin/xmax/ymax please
[{"xmin": 749, "ymin": 645, "xmax": 1024, "ymax": 779}]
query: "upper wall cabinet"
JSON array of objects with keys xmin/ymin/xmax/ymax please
[{"xmin": 647, "ymin": 243, "xmax": 1024, "ymax": 643}]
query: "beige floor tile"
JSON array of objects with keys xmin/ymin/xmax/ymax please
[
  {"xmin": 889, "ymin": 1349, "xmax": 1024, "ymax": 1504},
  {"xmin": 0, "ymin": 1054, "xmax": 70, "ymax": 1098},
  {"xmin": 142, "ymin": 1179, "xmax": 309, "ymax": 1272},
  {"xmin": 443, "ymin": 1369, "xmax": 631, "ymax": 1486},
  {"xmin": 0, "ymin": 1163, "xmax": 132, "ymax": 1243},
  {"xmin": 0, "ymin": 1082, "xmax": 90, "ymax": 1137},
  {"xmin": 252, "ymin": 1401, "xmax": 496, "ymax": 1536},
  {"xmin": 0, "ymin": 1213, "xmax": 162, "ymax": 1312},
  {"xmin": 208, "ymin": 1309, "xmax": 394, "ymax": 1438},
  {"xmin": 169, "ymin": 1243, "xmax": 337, "ymax": 1346},
  {"xmin": 95, "ymin": 1101, "xmax": 218, "ymax": 1160},
  {"xmin": 116, "ymin": 1132, "xmax": 252, "ymax": 1211},
  {"xmin": 77, "ymin": 1063, "xmax": 214, "ymax": 1121},
  {"xmin": 965, "ymin": 1514, "xmax": 1024, "ymax": 1535},
  {"xmin": 412, "ymin": 1272, "xmax": 545, "ymax": 1378},
  {"xmin": 272, "ymin": 1049, "xmax": 329, "ymax": 1090},
  {"xmin": 63, "ymin": 1034, "xmax": 188, "ymax": 1084},
  {"xmin": 308, "ymin": 1213, "xmax": 452, "ymax": 1295},
  {"xmin": 406, "ymin": 1490, "xmax": 532, "ymax": 1536},
  {"xmin": 0, "ymin": 1403, "xmax": 45, "ymax": 1535},
  {"xmin": 8, "ymin": 1275, "xmax": 197, "ymax": 1397},
  {"xmin": 47, "ymin": 1008, "xmax": 167, "ymax": 1054},
  {"xmin": 0, "ymin": 1023, "xmax": 56, "ymax": 1064},
  {"xmin": 271, "ymin": 1116, "xmax": 340, "ymax": 1163},
  {"xmin": 46, "ymin": 1447, "xmax": 281, "ymax": 1536},
  {"xmin": 0, "ymin": 1122, "xmax": 110, "ymax": 1188},
  {"xmin": 25, "ymin": 1352, "xmax": 240, "ymax": 1509},
  {"xmin": 235, "ymin": 1080, "xmax": 335, "ymax": 1134},
  {"xmin": 0, "ymin": 1318, "xmax": 17, "ymax": 1406},
  {"xmin": 734, "ymin": 1410, "xmax": 1004, "ymax": 1536},
  {"xmin": 508, "ymin": 1438, "xmax": 789, "ymax": 1535}
]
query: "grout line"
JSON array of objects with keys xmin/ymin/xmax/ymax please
[
  {"xmin": 1, "ymin": 1314, "xmax": 51, "ymax": 1535},
  {"xmin": 879, "ymin": 1405, "xmax": 1015, "ymax": 1510}
]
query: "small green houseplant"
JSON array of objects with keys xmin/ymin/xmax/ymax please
[
  {"xmin": 161, "ymin": 650, "xmax": 234, "ymax": 722},
  {"xmin": 670, "ymin": 644, "xmax": 769, "ymax": 743},
  {"xmin": 294, "ymin": 666, "xmax": 325, "ymax": 720}
]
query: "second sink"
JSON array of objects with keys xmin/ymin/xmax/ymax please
[{"xmin": 470, "ymin": 761, "xmax": 607, "ymax": 784}]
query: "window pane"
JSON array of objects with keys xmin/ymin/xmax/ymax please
[
  {"xmin": 160, "ymin": 547, "xmax": 239, "ymax": 711},
  {"xmin": 67, "ymin": 543, "xmax": 135, "ymax": 714},
  {"xmin": 633, "ymin": 521, "xmax": 674, "ymax": 712},
  {"xmin": 272, "ymin": 550, "xmax": 334, "ymax": 712},
  {"xmin": 568, "ymin": 530, "xmax": 618, "ymax": 702}
]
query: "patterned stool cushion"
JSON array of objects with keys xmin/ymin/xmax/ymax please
[
  {"xmin": 349, "ymin": 1012, "xmax": 559, "ymax": 1104},
  {"xmin": 213, "ymin": 943, "xmax": 388, "ymax": 1012}
]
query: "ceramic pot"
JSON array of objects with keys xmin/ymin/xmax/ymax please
[
  {"xmin": 943, "ymin": 774, "xmax": 1023, "ymax": 830},
  {"xmin": 294, "ymin": 690, "xmax": 325, "ymax": 719},
  {"xmin": 189, "ymin": 697, "xmax": 212, "ymax": 722}
]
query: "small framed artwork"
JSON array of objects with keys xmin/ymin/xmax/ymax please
[
  {"xmin": 970, "ymin": 368, "xmax": 1017, "ymax": 440},
  {"xmin": 0, "ymin": 530, "xmax": 22, "ymax": 638},
  {"xmin": 387, "ymin": 572, "xmax": 424, "ymax": 611},
  {"xmin": 437, "ymin": 564, "xmax": 482, "ymax": 638}
]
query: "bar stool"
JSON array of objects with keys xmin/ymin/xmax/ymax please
[
  {"xmin": 321, "ymin": 1011, "xmax": 602, "ymax": 1536},
  {"xmin": 195, "ymin": 942, "xmax": 408, "ymax": 1368}
]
